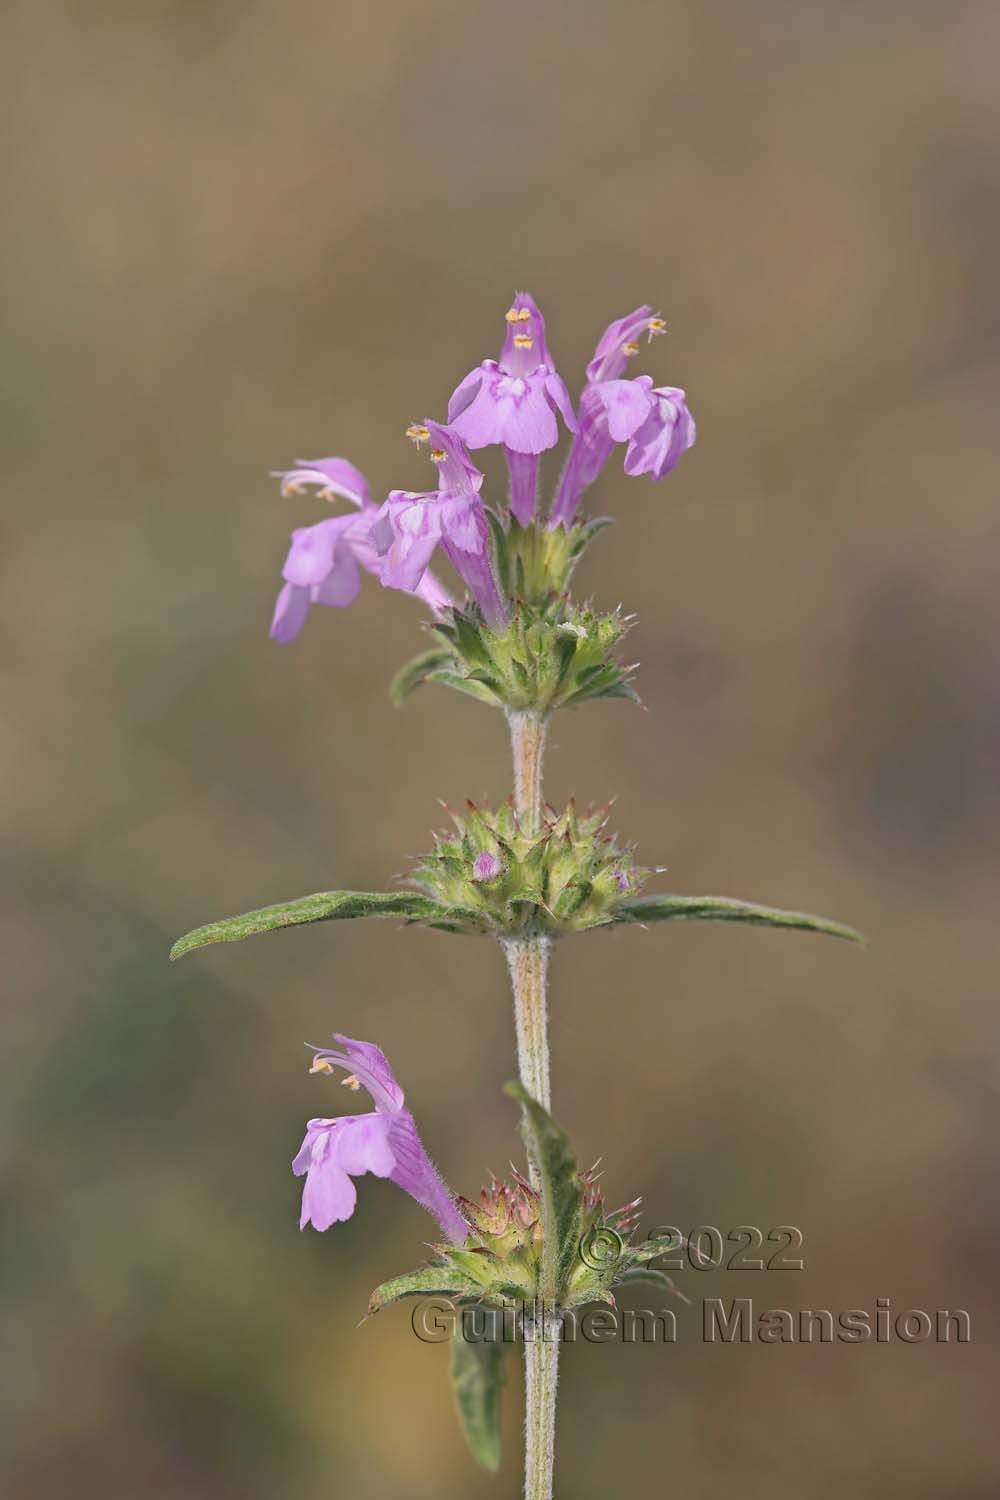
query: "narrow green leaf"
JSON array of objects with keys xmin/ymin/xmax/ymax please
[
  {"xmin": 450, "ymin": 610, "xmax": 493, "ymax": 666},
  {"xmin": 367, "ymin": 1268, "xmax": 475, "ymax": 1316},
  {"xmin": 591, "ymin": 677, "xmax": 642, "ymax": 705},
  {"xmin": 505, "ymin": 1082, "xmax": 583, "ymax": 1300},
  {"xmin": 626, "ymin": 1236, "xmax": 684, "ymax": 1264},
  {"xmin": 613, "ymin": 1266, "xmax": 679, "ymax": 1292},
  {"xmin": 170, "ymin": 890, "xmax": 452, "ymax": 960},
  {"xmin": 552, "ymin": 634, "xmax": 579, "ymax": 689},
  {"xmin": 615, "ymin": 894, "xmax": 863, "ymax": 943},
  {"xmin": 451, "ymin": 1327, "xmax": 506, "ymax": 1473},
  {"xmin": 568, "ymin": 515, "xmax": 614, "ymax": 560},
  {"xmin": 389, "ymin": 649, "xmax": 456, "ymax": 707},
  {"xmin": 425, "ymin": 669, "xmax": 503, "ymax": 707}
]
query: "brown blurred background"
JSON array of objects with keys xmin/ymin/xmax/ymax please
[{"xmin": 4, "ymin": 1, "xmax": 999, "ymax": 1495}]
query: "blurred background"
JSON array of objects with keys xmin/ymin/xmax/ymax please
[{"xmin": 4, "ymin": 0, "xmax": 999, "ymax": 1495}]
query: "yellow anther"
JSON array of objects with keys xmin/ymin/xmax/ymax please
[
  {"xmin": 284, "ymin": 481, "xmax": 304, "ymax": 496},
  {"xmin": 622, "ymin": 342, "xmax": 640, "ymax": 357},
  {"xmin": 309, "ymin": 1057, "xmax": 335, "ymax": 1075},
  {"xmin": 505, "ymin": 308, "xmax": 520, "ymax": 322},
  {"xmin": 430, "ymin": 448, "xmax": 447, "ymax": 462},
  {"xmin": 406, "ymin": 424, "xmax": 430, "ymax": 445},
  {"xmin": 513, "ymin": 333, "xmax": 534, "ymax": 350},
  {"xmin": 648, "ymin": 317, "xmax": 667, "ymax": 336},
  {"xmin": 341, "ymin": 1074, "xmax": 362, "ymax": 1091},
  {"xmin": 516, "ymin": 307, "xmax": 532, "ymax": 322}
]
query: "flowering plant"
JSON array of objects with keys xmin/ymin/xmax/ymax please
[{"xmin": 172, "ymin": 293, "xmax": 859, "ymax": 1497}]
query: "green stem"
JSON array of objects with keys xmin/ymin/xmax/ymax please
[
  {"xmin": 503, "ymin": 708, "xmax": 553, "ymax": 1120},
  {"xmin": 502, "ymin": 934, "xmax": 552, "ymax": 1117},
  {"xmin": 507, "ymin": 709, "xmax": 548, "ymax": 837},
  {"xmin": 523, "ymin": 1314, "xmax": 561, "ymax": 1500},
  {"xmin": 505, "ymin": 708, "xmax": 559, "ymax": 1500}
]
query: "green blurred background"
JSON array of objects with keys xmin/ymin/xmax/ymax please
[{"xmin": 5, "ymin": 1, "xmax": 999, "ymax": 1494}]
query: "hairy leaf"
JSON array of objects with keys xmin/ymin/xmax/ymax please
[
  {"xmin": 615, "ymin": 894, "xmax": 863, "ymax": 943},
  {"xmin": 451, "ymin": 1328, "xmax": 506, "ymax": 1473},
  {"xmin": 367, "ymin": 1268, "xmax": 475, "ymax": 1316},
  {"xmin": 613, "ymin": 1265, "xmax": 684, "ymax": 1294},
  {"xmin": 170, "ymin": 890, "xmax": 454, "ymax": 960},
  {"xmin": 425, "ymin": 669, "xmax": 503, "ymax": 707},
  {"xmin": 389, "ymin": 649, "xmax": 456, "ymax": 707},
  {"xmin": 568, "ymin": 515, "xmax": 614, "ymax": 560},
  {"xmin": 505, "ymin": 1082, "xmax": 583, "ymax": 1300}
]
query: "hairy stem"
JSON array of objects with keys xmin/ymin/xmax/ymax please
[
  {"xmin": 503, "ymin": 708, "xmax": 553, "ymax": 1119},
  {"xmin": 505, "ymin": 708, "xmax": 559, "ymax": 1500},
  {"xmin": 502, "ymin": 935, "xmax": 552, "ymax": 1117},
  {"xmin": 523, "ymin": 1314, "xmax": 561, "ymax": 1500},
  {"xmin": 507, "ymin": 709, "xmax": 548, "ymax": 836}
]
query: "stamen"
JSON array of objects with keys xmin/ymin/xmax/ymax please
[
  {"xmin": 516, "ymin": 307, "xmax": 532, "ymax": 322},
  {"xmin": 622, "ymin": 342, "xmax": 640, "ymax": 357},
  {"xmin": 429, "ymin": 448, "xmax": 447, "ymax": 462},
  {"xmin": 340, "ymin": 1074, "xmax": 362, "ymax": 1091},
  {"xmin": 505, "ymin": 308, "xmax": 520, "ymax": 323},
  {"xmin": 648, "ymin": 317, "xmax": 667, "ymax": 338},
  {"xmin": 406, "ymin": 424, "xmax": 430, "ymax": 446},
  {"xmin": 513, "ymin": 334, "xmax": 534, "ymax": 350},
  {"xmin": 309, "ymin": 1057, "xmax": 335, "ymax": 1074}
]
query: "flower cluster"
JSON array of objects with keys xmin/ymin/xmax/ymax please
[
  {"xmin": 407, "ymin": 798, "xmax": 650, "ymax": 935},
  {"xmin": 293, "ymin": 1035, "xmax": 675, "ymax": 1317},
  {"xmin": 269, "ymin": 292, "xmax": 695, "ymax": 644}
]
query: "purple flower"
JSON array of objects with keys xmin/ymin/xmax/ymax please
[
  {"xmin": 447, "ymin": 292, "xmax": 576, "ymax": 525},
  {"xmin": 293, "ymin": 1033, "xmax": 468, "ymax": 1241},
  {"xmin": 270, "ymin": 458, "xmax": 452, "ymax": 643},
  {"xmin": 549, "ymin": 307, "xmax": 695, "ymax": 527},
  {"xmin": 372, "ymin": 422, "xmax": 508, "ymax": 629},
  {"xmin": 273, "ymin": 456, "xmax": 373, "ymax": 508},
  {"xmin": 622, "ymin": 386, "xmax": 696, "ymax": 481},
  {"xmin": 472, "ymin": 851, "xmax": 503, "ymax": 882},
  {"xmin": 584, "ymin": 307, "xmax": 667, "ymax": 384}
]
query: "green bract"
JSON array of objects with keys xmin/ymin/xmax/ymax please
[
  {"xmin": 391, "ymin": 517, "xmax": 639, "ymax": 713},
  {"xmin": 367, "ymin": 1085, "xmax": 681, "ymax": 1319},
  {"xmin": 409, "ymin": 799, "xmax": 647, "ymax": 935},
  {"xmin": 169, "ymin": 803, "xmax": 862, "ymax": 958}
]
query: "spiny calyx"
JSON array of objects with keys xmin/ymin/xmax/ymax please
[
  {"xmin": 408, "ymin": 798, "xmax": 649, "ymax": 936},
  {"xmin": 390, "ymin": 517, "xmax": 640, "ymax": 714},
  {"xmin": 367, "ymin": 1164, "xmax": 673, "ymax": 1317}
]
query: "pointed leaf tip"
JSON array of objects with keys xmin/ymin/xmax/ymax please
[
  {"xmin": 367, "ymin": 1267, "xmax": 475, "ymax": 1317},
  {"xmin": 614, "ymin": 894, "xmax": 864, "ymax": 944},
  {"xmin": 389, "ymin": 648, "xmax": 457, "ymax": 707},
  {"xmin": 169, "ymin": 890, "xmax": 453, "ymax": 960}
]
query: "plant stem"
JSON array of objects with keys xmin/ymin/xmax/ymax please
[
  {"xmin": 522, "ymin": 1313, "xmax": 561, "ymax": 1500},
  {"xmin": 504, "ymin": 708, "xmax": 553, "ymax": 1119},
  {"xmin": 505, "ymin": 708, "xmax": 559, "ymax": 1500},
  {"xmin": 502, "ymin": 934, "xmax": 552, "ymax": 1116},
  {"xmin": 507, "ymin": 709, "xmax": 548, "ymax": 837}
]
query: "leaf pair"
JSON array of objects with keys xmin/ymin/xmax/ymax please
[{"xmin": 170, "ymin": 887, "xmax": 862, "ymax": 959}]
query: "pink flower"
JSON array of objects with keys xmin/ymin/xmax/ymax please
[
  {"xmin": 447, "ymin": 292, "xmax": 576, "ymax": 524},
  {"xmin": 293, "ymin": 1034, "xmax": 467, "ymax": 1241},
  {"xmin": 372, "ymin": 422, "xmax": 508, "ymax": 629},
  {"xmin": 472, "ymin": 851, "xmax": 503, "ymax": 882},
  {"xmin": 549, "ymin": 308, "xmax": 695, "ymax": 527},
  {"xmin": 270, "ymin": 458, "xmax": 451, "ymax": 643}
]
